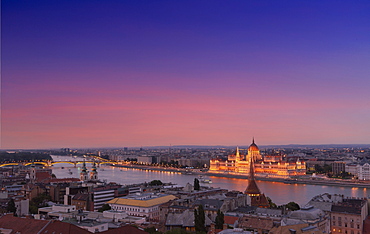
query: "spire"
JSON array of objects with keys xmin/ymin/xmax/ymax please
[
  {"xmin": 80, "ymin": 159, "xmax": 88, "ymax": 181},
  {"xmin": 252, "ymin": 137, "xmax": 255, "ymax": 144},
  {"xmin": 81, "ymin": 160, "xmax": 87, "ymax": 174},
  {"xmin": 236, "ymin": 146, "xmax": 240, "ymax": 158},
  {"xmin": 92, "ymin": 161, "xmax": 97, "ymax": 171},
  {"xmin": 249, "ymin": 155, "xmax": 255, "ymax": 181},
  {"xmin": 90, "ymin": 160, "xmax": 98, "ymax": 180},
  {"xmin": 244, "ymin": 155, "xmax": 261, "ymax": 195}
]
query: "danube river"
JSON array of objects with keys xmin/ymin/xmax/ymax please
[{"xmin": 51, "ymin": 156, "xmax": 369, "ymax": 206}]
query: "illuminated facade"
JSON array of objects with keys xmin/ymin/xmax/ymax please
[{"xmin": 209, "ymin": 139, "xmax": 306, "ymax": 178}]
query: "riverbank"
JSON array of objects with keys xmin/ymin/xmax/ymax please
[{"xmin": 110, "ymin": 164, "xmax": 370, "ymax": 188}]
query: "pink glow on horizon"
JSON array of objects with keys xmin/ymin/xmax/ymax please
[{"xmin": 2, "ymin": 79, "xmax": 369, "ymax": 148}]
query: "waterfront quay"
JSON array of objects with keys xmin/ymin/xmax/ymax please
[{"xmin": 111, "ymin": 163, "xmax": 370, "ymax": 189}]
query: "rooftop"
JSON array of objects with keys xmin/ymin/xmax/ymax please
[{"xmin": 107, "ymin": 193, "xmax": 177, "ymax": 207}]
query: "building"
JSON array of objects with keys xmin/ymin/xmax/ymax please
[
  {"xmin": 107, "ymin": 193, "xmax": 177, "ymax": 221},
  {"xmin": 286, "ymin": 206, "xmax": 330, "ymax": 233},
  {"xmin": 270, "ymin": 223, "xmax": 324, "ymax": 234},
  {"xmin": 72, "ymin": 193, "xmax": 90, "ymax": 211},
  {"xmin": 210, "ymin": 139, "xmax": 306, "ymax": 178},
  {"xmin": 14, "ymin": 199, "xmax": 29, "ymax": 217},
  {"xmin": 345, "ymin": 161, "xmax": 370, "ymax": 180},
  {"xmin": 38, "ymin": 204, "xmax": 77, "ymax": 218},
  {"xmin": 92, "ymin": 185, "xmax": 119, "ymax": 211},
  {"xmin": 330, "ymin": 198, "xmax": 368, "ymax": 234},
  {"xmin": 64, "ymin": 184, "xmax": 121, "ymax": 211},
  {"xmin": 165, "ymin": 209, "xmax": 213, "ymax": 232},
  {"xmin": 332, "ymin": 161, "xmax": 346, "ymax": 176},
  {"xmin": 238, "ymin": 215, "xmax": 276, "ymax": 233}
]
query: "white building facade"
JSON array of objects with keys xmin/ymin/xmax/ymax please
[{"xmin": 107, "ymin": 193, "xmax": 176, "ymax": 221}]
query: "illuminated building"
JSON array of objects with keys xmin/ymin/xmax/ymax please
[{"xmin": 209, "ymin": 139, "xmax": 306, "ymax": 178}]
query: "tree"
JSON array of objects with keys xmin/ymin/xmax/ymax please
[
  {"xmin": 285, "ymin": 202, "xmax": 300, "ymax": 211},
  {"xmin": 194, "ymin": 205, "xmax": 206, "ymax": 232},
  {"xmin": 314, "ymin": 164, "xmax": 323, "ymax": 173},
  {"xmin": 29, "ymin": 204, "xmax": 38, "ymax": 214},
  {"xmin": 194, "ymin": 178, "xmax": 200, "ymax": 191},
  {"xmin": 215, "ymin": 209, "xmax": 224, "ymax": 229},
  {"xmin": 267, "ymin": 197, "xmax": 277, "ymax": 208},
  {"xmin": 144, "ymin": 227, "xmax": 160, "ymax": 234},
  {"xmin": 149, "ymin": 180, "xmax": 163, "ymax": 186},
  {"xmin": 98, "ymin": 204, "xmax": 111, "ymax": 212},
  {"xmin": 31, "ymin": 193, "xmax": 51, "ymax": 207},
  {"xmin": 7, "ymin": 199, "xmax": 17, "ymax": 216}
]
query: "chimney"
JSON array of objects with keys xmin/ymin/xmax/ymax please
[{"xmin": 209, "ymin": 223, "xmax": 215, "ymax": 234}]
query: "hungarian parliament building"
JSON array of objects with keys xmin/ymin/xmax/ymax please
[{"xmin": 209, "ymin": 139, "xmax": 306, "ymax": 178}]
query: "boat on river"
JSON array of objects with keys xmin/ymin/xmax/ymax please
[{"xmin": 198, "ymin": 175, "xmax": 212, "ymax": 183}]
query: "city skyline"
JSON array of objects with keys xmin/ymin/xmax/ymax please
[{"xmin": 2, "ymin": 1, "xmax": 370, "ymax": 149}]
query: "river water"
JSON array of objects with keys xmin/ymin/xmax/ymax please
[{"xmin": 51, "ymin": 156, "xmax": 369, "ymax": 206}]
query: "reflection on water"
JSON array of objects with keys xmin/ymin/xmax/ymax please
[{"xmin": 51, "ymin": 156, "xmax": 369, "ymax": 206}]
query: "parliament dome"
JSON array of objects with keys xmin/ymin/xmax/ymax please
[{"xmin": 248, "ymin": 139, "xmax": 259, "ymax": 151}]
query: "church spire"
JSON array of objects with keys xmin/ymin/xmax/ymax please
[
  {"xmin": 244, "ymin": 154, "xmax": 270, "ymax": 208},
  {"xmin": 235, "ymin": 146, "xmax": 240, "ymax": 161},
  {"xmin": 90, "ymin": 160, "xmax": 98, "ymax": 180},
  {"xmin": 80, "ymin": 159, "xmax": 88, "ymax": 181},
  {"xmin": 244, "ymin": 155, "xmax": 260, "ymax": 195}
]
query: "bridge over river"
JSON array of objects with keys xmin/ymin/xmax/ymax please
[{"xmin": 0, "ymin": 158, "xmax": 117, "ymax": 168}]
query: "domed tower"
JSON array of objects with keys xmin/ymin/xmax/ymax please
[
  {"xmin": 80, "ymin": 160, "xmax": 88, "ymax": 181},
  {"xmin": 89, "ymin": 161, "xmax": 98, "ymax": 180},
  {"xmin": 247, "ymin": 138, "xmax": 262, "ymax": 161}
]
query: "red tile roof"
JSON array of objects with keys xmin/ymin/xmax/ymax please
[
  {"xmin": 40, "ymin": 220, "xmax": 91, "ymax": 234},
  {"xmin": 100, "ymin": 225, "xmax": 148, "ymax": 234},
  {"xmin": 72, "ymin": 193, "xmax": 89, "ymax": 201},
  {"xmin": 36, "ymin": 172, "xmax": 52, "ymax": 182},
  {"xmin": 44, "ymin": 178, "xmax": 81, "ymax": 183},
  {"xmin": 0, "ymin": 214, "xmax": 91, "ymax": 234},
  {"xmin": 224, "ymin": 215, "xmax": 238, "ymax": 225},
  {"xmin": 0, "ymin": 214, "xmax": 49, "ymax": 234}
]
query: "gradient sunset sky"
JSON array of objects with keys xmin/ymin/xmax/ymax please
[{"xmin": 2, "ymin": 0, "xmax": 370, "ymax": 149}]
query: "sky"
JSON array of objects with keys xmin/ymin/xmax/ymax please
[{"xmin": 1, "ymin": 0, "xmax": 370, "ymax": 149}]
